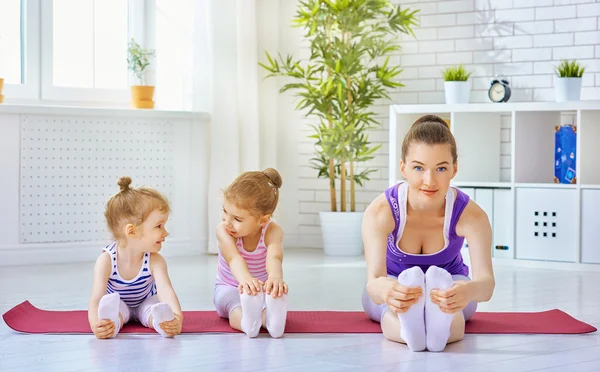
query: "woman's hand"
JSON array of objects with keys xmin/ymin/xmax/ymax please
[
  {"xmin": 263, "ymin": 277, "xmax": 288, "ymax": 298},
  {"xmin": 429, "ymin": 280, "xmax": 473, "ymax": 314},
  {"xmin": 92, "ymin": 319, "xmax": 116, "ymax": 339},
  {"xmin": 238, "ymin": 277, "xmax": 264, "ymax": 295},
  {"xmin": 369, "ymin": 276, "xmax": 423, "ymax": 314}
]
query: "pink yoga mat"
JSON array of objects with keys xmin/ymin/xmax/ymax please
[{"xmin": 2, "ymin": 301, "xmax": 596, "ymax": 335}]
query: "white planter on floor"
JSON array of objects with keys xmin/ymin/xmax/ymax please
[
  {"xmin": 319, "ymin": 211, "xmax": 364, "ymax": 256},
  {"xmin": 555, "ymin": 77, "xmax": 582, "ymax": 102},
  {"xmin": 444, "ymin": 81, "xmax": 470, "ymax": 104}
]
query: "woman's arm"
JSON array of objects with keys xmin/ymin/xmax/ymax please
[
  {"xmin": 456, "ymin": 200, "xmax": 495, "ymax": 302},
  {"xmin": 150, "ymin": 253, "xmax": 183, "ymax": 317}
]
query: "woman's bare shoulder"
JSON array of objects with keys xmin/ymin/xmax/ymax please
[
  {"xmin": 364, "ymin": 192, "xmax": 395, "ymax": 232},
  {"xmin": 456, "ymin": 198, "xmax": 490, "ymax": 234}
]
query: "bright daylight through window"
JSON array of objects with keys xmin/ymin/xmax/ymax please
[
  {"xmin": 52, "ymin": 0, "xmax": 128, "ymax": 89},
  {"xmin": 0, "ymin": 0, "xmax": 24, "ymax": 84}
]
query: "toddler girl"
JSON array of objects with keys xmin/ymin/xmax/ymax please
[
  {"xmin": 88, "ymin": 177, "xmax": 183, "ymax": 339},
  {"xmin": 214, "ymin": 168, "xmax": 288, "ymax": 338}
]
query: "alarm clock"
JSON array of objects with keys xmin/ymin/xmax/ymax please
[{"xmin": 488, "ymin": 79, "xmax": 511, "ymax": 103}]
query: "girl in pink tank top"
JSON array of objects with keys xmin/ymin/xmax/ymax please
[{"xmin": 213, "ymin": 168, "xmax": 289, "ymax": 338}]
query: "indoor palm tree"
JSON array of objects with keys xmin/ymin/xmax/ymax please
[{"xmin": 260, "ymin": 0, "xmax": 418, "ymax": 254}]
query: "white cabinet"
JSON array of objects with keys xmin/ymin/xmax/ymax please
[
  {"xmin": 457, "ymin": 187, "xmax": 512, "ymax": 259},
  {"xmin": 515, "ymin": 188, "xmax": 578, "ymax": 262},
  {"xmin": 389, "ymin": 102, "xmax": 600, "ymax": 265},
  {"xmin": 581, "ymin": 190, "xmax": 600, "ymax": 264},
  {"xmin": 492, "ymin": 189, "xmax": 513, "ymax": 259}
]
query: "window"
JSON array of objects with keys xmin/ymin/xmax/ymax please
[
  {"xmin": 0, "ymin": 0, "xmax": 24, "ymax": 84},
  {"xmin": 155, "ymin": 0, "xmax": 194, "ymax": 110},
  {"xmin": 0, "ymin": 0, "xmax": 39, "ymax": 100},
  {"xmin": 41, "ymin": 0, "xmax": 137, "ymax": 103},
  {"xmin": 52, "ymin": 0, "xmax": 128, "ymax": 89}
]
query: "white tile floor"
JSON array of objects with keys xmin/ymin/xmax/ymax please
[{"xmin": 1, "ymin": 249, "xmax": 600, "ymax": 372}]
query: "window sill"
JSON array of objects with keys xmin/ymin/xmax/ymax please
[{"xmin": 0, "ymin": 102, "xmax": 209, "ymax": 121}]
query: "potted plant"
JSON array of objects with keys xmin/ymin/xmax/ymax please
[
  {"xmin": 555, "ymin": 59, "xmax": 585, "ymax": 102},
  {"xmin": 127, "ymin": 38, "xmax": 156, "ymax": 109},
  {"xmin": 442, "ymin": 65, "xmax": 472, "ymax": 104},
  {"xmin": 260, "ymin": 0, "xmax": 418, "ymax": 256}
]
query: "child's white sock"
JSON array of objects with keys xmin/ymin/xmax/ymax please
[
  {"xmin": 240, "ymin": 291, "xmax": 265, "ymax": 338},
  {"xmin": 151, "ymin": 303, "xmax": 175, "ymax": 338},
  {"xmin": 397, "ymin": 266, "xmax": 426, "ymax": 352},
  {"xmin": 425, "ymin": 266, "xmax": 455, "ymax": 352},
  {"xmin": 98, "ymin": 293, "xmax": 121, "ymax": 338},
  {"xmin": 265, "ymin": 294, "xmax": 288, "ymax": 338}
]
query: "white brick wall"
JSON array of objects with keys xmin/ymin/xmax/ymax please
[{"xmin": 272, "ymin": 0, "xmax": 600, "ymax": 248}]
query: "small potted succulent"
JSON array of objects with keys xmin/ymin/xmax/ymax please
[
  {"xmin": 127, "ymin": 38, "xmax": 156, "ymax": 109},
  {"xmin": 554, "ymin": 59, "xmax": 585, "ymax": 102},
  {"xmin": 442, "ymin": 65, "xmax": 472, "ymax": 104}
]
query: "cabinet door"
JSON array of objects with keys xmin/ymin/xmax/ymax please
[
  {"xmin": 515, "ymin": 188, "xmax": 577, "ymax": 262},
  {"xmin": 581, "ymin": 190, "xmax": 600, "ymax": 264},
  {"xmin": 493, "ymin": 189, "xmax": 513, "ymax": 258}
]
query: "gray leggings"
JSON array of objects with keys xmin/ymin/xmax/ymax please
[{"xmin": 362, "ymin": 274, "xmax": 478, "ymax": 323}]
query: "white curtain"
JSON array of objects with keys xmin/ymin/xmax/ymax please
[{"xmin": 196, "ymin": 0, "xmax": 262, "ymax": 253}]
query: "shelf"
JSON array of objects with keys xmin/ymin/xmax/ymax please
[
  {"xmin": 389, "ymin": 103, "xmax": 600, "ymax": 266},
  {"xmin": 451, "ymin": 112, "xmax": 504, "ymax": 183},
  {"xmin": 451, "ymin": 181, "xmax": 512, "ymax": 188},
  {"xmin": 513, "ymin": 111, "xmax": 567, "ymax": 184},
  {"xmin": 514, "ymin": 183, "xmax": 577, "ymax": 189},
  {"xmin": 580, "ymin": 110, "xmax": 600, "ymax": 185},
  {"xmin": 391, "ymin": 101, "xmax": 600, "ymax": 115}
]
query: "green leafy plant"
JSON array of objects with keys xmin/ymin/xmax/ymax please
[
  {"xmin": 127, "ymin": 38, "xmax": 155, "ymax": 86},
  {"xmin": 555, "ymin": 59, "xmax": 585, "ymax": 78},
  {"xmin": 442, "ymin": 65, "xmax": 472, "ymax": 82},
  {"xmin": 260, "ymin": 0, "xmax": 418, "ymax": 212}
]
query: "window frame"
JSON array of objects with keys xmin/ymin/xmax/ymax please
[
  {"xmin": 3, "ymin": 0, "xmax": 150, "ymax": 105},
  {"xmin": 2, "ymin": 0, "xmax": 40, "ymax": 101}
]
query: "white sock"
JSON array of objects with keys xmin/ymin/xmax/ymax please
[
  {"xmin": 425, "ymin": 266, "xmax": 455, "ymax": 352},
  {"xmin": 265, "ymin": 294, "xmax": 288, "ymax": 338},
  {"xmin": 98, "ymin": 293, "xmax": 121, "ymax": 338},
  {"xmin": 151, "ymin": 303, "xmax": 175, "ymax": 338},
  {"xmin": 397, "ymin": 266, "xmax": 426, "ymax": 352},
  {"xmin": 240, "ymin": 292, "xmax": 265, "ymax": 338}
]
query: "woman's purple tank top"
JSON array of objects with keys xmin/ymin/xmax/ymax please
[{"xmin": 385, "ymin": 182, "xmax": 470, "ymax": 277}]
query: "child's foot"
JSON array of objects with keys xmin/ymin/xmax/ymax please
[
  {"xmin": 425, "ymin": 266, "xmax": 455, "ymax": 352},
  {"xmin": 240, "ymin": 292, "xmax": 265, "ymax": 338},
  {"xmin": 98, "ymin": 293, "xmax": 121, "ymax": 338},
  {"xmin": 151, "ymin": 303, "xmax": 175, "ymax": 338},
  {"xmin": 397, "ymin": 266, "xmax": 426, "ymax": 351},
  {"xmin": 265, "ymin": 294, "xmax": 288, "ymax": 338}
]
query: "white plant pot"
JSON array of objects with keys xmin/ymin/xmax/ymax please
[
  {"xmin": 319, "ymin": 211, "xmax": 364, "ymax": 256},
  {"xmin": 444, "ymin": 81, "xmax": 470, "ymax": 104},
  {"xmin": 555, "ymin": 77, "xmax": 582, "ymax": 102}
]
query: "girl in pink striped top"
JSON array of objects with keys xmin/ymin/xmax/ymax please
[{"xmin": 213, "ymin": 168, "xmax": 288, "ymax": 338}]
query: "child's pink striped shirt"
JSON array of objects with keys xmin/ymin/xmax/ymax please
[{"xmin": 215, "ymin": 222, "xmax": 270, "ymax": 287}]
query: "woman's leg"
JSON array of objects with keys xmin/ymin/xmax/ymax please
[
  {"xmin": 362, "ymin": 285, "xmax": 416, "ymax": 346},
  {"xmin": 452, "ymin": 274, "xmax": 478, "ymax": 321}
]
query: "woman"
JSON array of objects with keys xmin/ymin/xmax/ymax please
[{"xmin": 361, "ymin": 114, "xmax": 495, "ymax": 352}]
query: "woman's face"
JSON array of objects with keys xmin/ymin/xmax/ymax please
[{"xmin": 400, "ymin": 142, "xmax": 457, "ymax": 205}]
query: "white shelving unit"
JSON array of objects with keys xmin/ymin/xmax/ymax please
[{"xmin": 389, "ymin": 101, "xmax": 600, "ymax": 265}]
